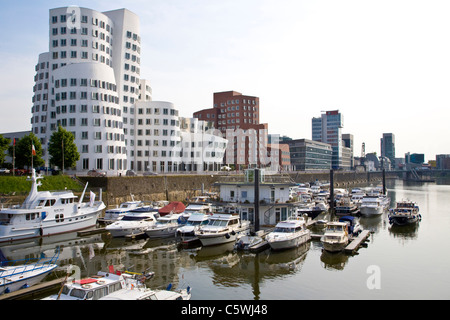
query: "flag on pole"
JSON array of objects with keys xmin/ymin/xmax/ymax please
[
  {"xmin": 32, "ymin": 144, "xmax": 36, "ymax": 156},
  {"xmin": 89, "ymin": 191, "xmax": 96, "ymax": 207},
  {"xmin": 13, "ymin": 138, "xmax": 15, "ymax": 146}
]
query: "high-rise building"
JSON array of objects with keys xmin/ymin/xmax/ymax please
[
  {"xmin": 194, "ymin": 91, "xmax": 271, "ymax": 170},
  {"xmin": 31, "ymin": 7, "xmax": 226, "ymax": 175},
  {"xmin": 381, "ymin": 133, "xmax": 395, "ymax": 167},
  {"xmin": 312, "ymin": 110, "xmax": 347, "ymax": 169}
]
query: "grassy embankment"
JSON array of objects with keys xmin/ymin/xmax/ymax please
[{"xmin": 0, "ymin": 175, "xmax": 84, "ymax": 195}]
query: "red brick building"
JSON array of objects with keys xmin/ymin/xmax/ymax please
[{"xmin": 194, "ymin": 91, "xmax": 270, "ymax": 169}]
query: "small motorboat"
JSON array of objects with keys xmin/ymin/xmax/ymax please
[
  {"xmin": 195, "ymin": 213, "xmax": 251, "ymax": 247},
  {"xmin": 321, "ymin": 222, "xmax": 349, "ymax": 253},
  {"xmin": 1, "ymin": 248, "xmax": 59, "ymax": 295},
  {"xmin": 98, "ymin": 197, "xmax": 142, "ymax": 224},
  {"xmin": 145, "ymin": 214, "xmax": 184, "ymax": 239},
  {"xmin": 105, "ymin": 206, "xmax": 159, "ymax": 238},
  {"xmin": 266, "ymin": 218, "xmax": 311, "ymax": 251}
]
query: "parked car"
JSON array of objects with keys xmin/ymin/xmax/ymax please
[
  {"xmin": 126, "ymin": 170, "xmax": 137, "ymax": 176},
  {"xmin": 0, "ymin": 168, "xmax": 11, "ymax": 174},
  {"xmin": 87, "ymin": 169, "xmax": 107, "ymax": 177},
  {"xmin": 143, "ymin": 171, "xmax": 158, "ymax": 176}
]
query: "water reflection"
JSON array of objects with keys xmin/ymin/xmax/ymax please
[
  {"xmin": 388, "ymin": 223, "xmax": 420, "ymax": 241},
  {"xmin": 320, "ymin": 250, "xmax": 349, "ymax": 271}
]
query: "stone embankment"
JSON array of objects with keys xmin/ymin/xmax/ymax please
[{"xmin": 79, "ymin": 171, "xmax": 396, "ymax": 207}]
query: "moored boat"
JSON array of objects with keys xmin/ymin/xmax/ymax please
[
  {"xmin": 0, "ymin": 169, "xmax": 105, "ymax": 243},
  {"xmin": 98, "ymin": 198, "xmax": 142, "ymax": 224},
  {"xmin": 388, "ymin": 200, "xmax": 421, "ymax": 226},
  {"xmin": 320, "ymin": 222, "xmax": 349, "ymax": 253},
  {"xmin": 43, "ymin": 268, "xmax": 191, "ymax": 300},
  {"xmin": 176, "ymin": 211, "xmax": 211, "ymax": 240},
  {"xmin": 195, "ymin": 213, "xmax": 250, "ymax": 247},
  {"xmin": 335, "ymin": 196, "xmax": 359, "ymax": 216},
  {"xmin": 359, "ymin": 191, "xmax": 390, "ymax": 217},
  {"xmin": 145, "ymin": 214, "xmax": 184, "ymax": 239},
  {"xmin": 1, "ymin": 248, "xmax": 59, "ymax": 295},
  {"xmin": 105, "ymin": 206, "xmax": 159, "ymax": 238},
  {"xmin": 266, "ymin": 218, "xmax": 311, "ymax": 251}
]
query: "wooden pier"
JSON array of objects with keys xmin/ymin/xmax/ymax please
[
  {"xmin": 344, "ymin": 230, "xmax": 371, "ymax": 253},
  {"xmin": 77, "ymin": 227, "xmax": 108, "ymax": 237}
]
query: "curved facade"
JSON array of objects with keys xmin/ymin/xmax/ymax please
[
  {"xmin": 52, "ymin": 62, "xmax": 127, "ymax": 173},
  {"xmin": 31, "ymin": 6, "xmax": 226, "ymax": 175}
]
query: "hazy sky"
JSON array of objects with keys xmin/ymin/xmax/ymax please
[{"xmin": 1, "ymin": 0, "xmax": 449, "ymax": 161}]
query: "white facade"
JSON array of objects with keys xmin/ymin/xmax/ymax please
[
  {"xmin": 132, "ymin": 101, "xmax": 227, "ymax": 173},
  {"xmin": 31, "ymin": 6, "xmax": 226, "ymax": 175}
]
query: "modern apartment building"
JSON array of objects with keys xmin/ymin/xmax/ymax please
[{"xmin": 31, "ymin": 7, "xmax": 225, "ymax": 175}]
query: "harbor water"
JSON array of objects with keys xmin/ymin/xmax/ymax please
[{"xmin": 3, "ymin": 178, "xmax": 450, "ymax": 300}]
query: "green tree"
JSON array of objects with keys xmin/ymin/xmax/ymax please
[
  {"xmin": 8, "ymin": 133, "xmax": 44, "ymax": 169},
  {"xmin": 48, "ymin": 126, "xmax": 80, "ymax": 170},
  {"xmin": 0, "ymin": 135, "xmax": 11, "ymax": 166}
]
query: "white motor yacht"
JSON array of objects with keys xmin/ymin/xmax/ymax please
[
  {"xmin": 98, "ymin": 198, "xmax": 142, "ymax": 224},
  {"xmin": 266, "ymin": 218, "xmax": 311, "ymax": 251},
  {"xmin": 359, "ymin": 194, "xmax": 390, "ymax": 216},
  {"xmin": 176, "ymin": 212, "xmax": 211, "ymax": 240},
  {"xmin": 145, "ymin": 214, "xmax": 184, "ymax": 239},
  {"xmin": 320, "ymin": 222, "xmax": 349, "ymax": 253},
  {"xmin": 105, "ymin": 206, "xmax": 159, "ymax": 238},
  {"xmin": 0, "ymin": 169, "xmax": 105, "ymax": 243},
  {"xmin": 195, "ymin": 214, "xmax": 250, "ymax": 247}
]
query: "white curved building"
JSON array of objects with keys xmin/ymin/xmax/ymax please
[{"xmin": 31, "ymin": 6, "xmax": 226, "ymax": 175}]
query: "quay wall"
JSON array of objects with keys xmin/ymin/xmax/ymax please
[{"xmin": 79, "ymin": 171, "xmax": 396, "ymax": 207}]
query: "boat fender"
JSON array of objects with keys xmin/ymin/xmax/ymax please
[
  {"xmin": 231, "ymin": 231, "xmax": 236, "ymax": 236},
  {"xmin": 225, "ymin": 233, "xmax": 230, "ymax": 239}
]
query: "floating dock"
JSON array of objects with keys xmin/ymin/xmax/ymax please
[
  {"xmin": 344, "ymin": 230, "xmax": 371, "ymax": 253},
  {"xmin": 77, "ymin": 227, "xmax": 108, "ymax": 237}
]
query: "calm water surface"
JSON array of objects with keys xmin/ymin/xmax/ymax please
[{"xmin": 3, "ymin": 178, "xmax": 450, "ymax": 300}]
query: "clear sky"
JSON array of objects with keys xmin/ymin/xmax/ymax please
[{"xmin": 1, "ymin": 0, "xmax": 449, "ymax": 162}]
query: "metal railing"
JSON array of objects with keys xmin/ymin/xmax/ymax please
[{"xmin": 0, "ymin": 247, "xmax": 60, "ymax": 279}]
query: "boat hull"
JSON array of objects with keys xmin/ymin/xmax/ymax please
[
  {"xmin": 145, "ymin": 225, "xmax": 180, "ymax": 239},
  {"xmin": 197, "ymin": 226, "xmax": 250, "ymax": 247},
  {"xmin": 268, "ymin": 232, "xmax": 311, "ymax": 251},
  {"xmin": 0, "ymin": 264, "xmax": 57, "ymax": 294},
  {"xmin": 359, "ymin": 206, "xmax": 384, "ymax": 216},
  {"xmin": 322, "ymin": 240, "xmax": 348, "ymax": 253},
  {"xmin": 0, "ymin": 206, "xmax": 103, "ymax": 243},
  {"xmin": 389, "ymin": 215, "xmax": 420, "ymax": 226},
  {"xmin": 106, "ymin": 222, "xmax": 152, "ymax": 238}
]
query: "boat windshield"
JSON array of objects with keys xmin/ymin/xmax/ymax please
[
  {"xmin": 69, "ymin": 288, "xmax": 87, "ymax": 299},
  {"xmin": 186, "ymin": 221, "xmax": 201, "ymax": 226},
  {"xmin": 208, "ymin": 219, "xmax": 228, "ymax": 227},
  {"xmin": 121, "ymin": 216, "xmax": 146, "ymax": 221},
  {"xmin": 273, "ymin": 227, "xmax": 294, "ymax": 233}
]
